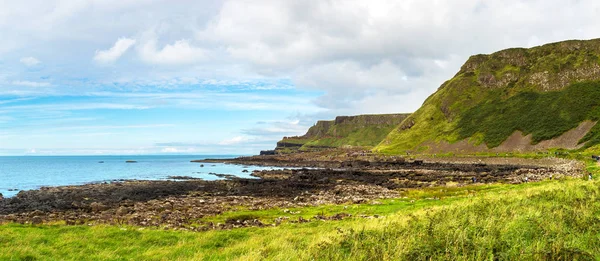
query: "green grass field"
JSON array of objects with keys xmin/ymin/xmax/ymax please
[{"xmin": 2, "ymin": 166, "xmax": 599, "ymax": 260}]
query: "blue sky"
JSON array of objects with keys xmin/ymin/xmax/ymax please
[{"xmin": 1, "ymin": 0, "xmax": 599, "ymax": 155}]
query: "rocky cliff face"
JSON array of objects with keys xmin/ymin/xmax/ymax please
[
  {"xmin": 376, "ymin": 38, "xmax": 600, "ymax": 154},
  {"xmin": 273, "ymin": 114, "xmax": 410, "ymax": 154}
]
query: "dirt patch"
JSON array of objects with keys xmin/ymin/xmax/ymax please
[{"xmin": 495, "ymin": 121, "xmax": 596, "ymax": 152}]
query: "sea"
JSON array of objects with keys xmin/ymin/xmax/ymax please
[{"xmin": 0, "ymin": 155, "xmax": 280, "ymax": 198}]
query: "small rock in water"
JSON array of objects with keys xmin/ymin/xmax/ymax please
[
  {"xmin": 200, "ymin": 164, "xmax": 204, "ymax": 167},
  {"xmin": 125, "ymin": 160, "xmax": 137, "ymax": 163},
  {"xmin": 98, "ymin": 161, "xmax": 104, "ymax": 163}
]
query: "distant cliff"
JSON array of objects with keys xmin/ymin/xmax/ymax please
[{"xmin": 272, "ymin": 114, "xmax": 410, "ymax": 154}]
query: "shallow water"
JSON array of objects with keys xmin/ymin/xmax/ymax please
[{"xmin": 0, "ymin": 155, "xmax": 279, "ymax": 198}]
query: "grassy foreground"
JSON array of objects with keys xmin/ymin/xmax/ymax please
[{"xmin": 2, "ymin": 176, "xmax": 600, "ymax": 260}]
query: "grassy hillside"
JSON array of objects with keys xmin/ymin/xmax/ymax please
[
  {"xmin": 276, "ymin": 114, "xmax": 409, "ymax": 153},
  {"xmin": 376, "ymin": 39, "xmax": 600, "ymax": 154},
  {"xmin": 2, "ymin": 177, "xmax": 599, "ymax": 260}
]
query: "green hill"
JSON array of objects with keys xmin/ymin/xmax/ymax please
[
  {"xmin": 275, "ymin": 114, "xmax": 410, "ymax": 153},
  {"xmin": 376, "ymin": 38, "xmax": 600, "ymax": 154}
]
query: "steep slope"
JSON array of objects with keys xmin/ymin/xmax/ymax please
[
  {"xmin": 275, "ymin": 114, "xmax": 410, "ymax": 153},
  {"xmin": 376, "ymin": 38, "xmax": 600, "ymax": 154}
]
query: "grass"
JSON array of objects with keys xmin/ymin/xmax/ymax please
[
  {"xmin": 458, "ymin": 81, "xmax": 600, "ymax": 148},
  {"xmin": 317, "ymin": 180, "xmax": 600, "ymax": 260},
  {"xmin": 3, "ymin": 175, "xmax": 600, "ymax": 260},
  {"xmin": 199, "ymin": 184, "xmax": 507, "ymax": 225}
]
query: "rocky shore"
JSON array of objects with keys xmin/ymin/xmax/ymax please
[{"xmin": 0, "ymin": 153, "xmax": 584, "ymax": 230}]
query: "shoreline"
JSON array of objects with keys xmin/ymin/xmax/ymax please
[{"xmin": 0, "ymin": 154, "xmax": 584, "ymax": 230}]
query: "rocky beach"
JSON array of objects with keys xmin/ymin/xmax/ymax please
[{"xmin": 0, "ymin": 152, "xmax": 584, "ymax": 231}]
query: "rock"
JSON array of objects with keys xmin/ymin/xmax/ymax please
[
  {"xmin": 125, "ymin": 160, "xmax": 137, "ymax": 163},
  {"xmin": 167, "ymin": 176, "xmax": 201, "ymax": 180},
  {"xmin": 31, "ymin": 216, "xmax": 43, "ymax": 225},
  {"xmin": 116, "ymin": 206, "xmax": 130, "ymax": 216},
  {"xmin": 98, "ymin": 161, "xmax": 104, "ymax": 163},
  {"xmin": 260, "ymin": 150, "xmax": 276, "ymax": 155},
  {"xmin": 412, "ymin": 160, "xmax": 423, "ymax": 165},
  {"xmin": 200, "ymin": 164, "xmax": 204, "ymax": 167},
  {"xmin": 242, "ymin": 170, "xmax": 249, "ymax": 173},
  {"xmin": 208, "ymin": 173, "xmax": 239, "ymax": 179},
  {"xmin": 90, "ymin": 202, "xmax": 108, "ymax": 212}
]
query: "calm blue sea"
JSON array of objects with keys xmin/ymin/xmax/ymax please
[{"xmin": 0, "ymin": 155, "xmax": 278, "ymax": 198}]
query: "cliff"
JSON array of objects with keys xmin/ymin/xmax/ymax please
[
  {"xmin": 273, "ymin": 114, "xmax": 410, "ymax": 153},
  {"xmin": 376, "ymin": 38, "xmax": 600, "ymax": 154}
]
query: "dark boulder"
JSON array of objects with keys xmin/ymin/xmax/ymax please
[{"xmin": 260, "ymin": 150, "xmax": 276, "ymax": 155}]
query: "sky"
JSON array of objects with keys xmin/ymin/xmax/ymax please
[{"xmin": 1, "ymin": 0, "xmax": 600, "ymax": 155}]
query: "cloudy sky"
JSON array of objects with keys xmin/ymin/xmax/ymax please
[{"xmin": 0, "ymin": 0, "xmax": 599, "ymax": 155}]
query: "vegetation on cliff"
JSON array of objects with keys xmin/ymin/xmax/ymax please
[
  {"xmin": 376, "ymin": 39, "xmax": 600, "ymax": 154},
  {"xmin": 276, "ymin": 114, "xmax": 409, "ymax": 153}
]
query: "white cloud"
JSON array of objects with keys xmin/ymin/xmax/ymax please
[
  {"xmin": 218, "ymin": 136, "xmax": 248, "ymax": 145},
  {"xmin": 19, "ymin": 57, "xmax": 41, "ymax": 66},
  {"xmin": 4, "ymin": 1, "xmax": 600, "ymax": 115},
  {"xmin": 199, "ymin": 0, "xmax": 600, "ymax": 114},
  {"xmin": 0, "ymin": 115, "xmax": 13, "ymax": 123},
  {"xmin": 2, "ymin": 102, "xmax": 151, "ymax": 112},
  {"xmin": 161, "ymin": 147, "xmax": 179, "ymax": 153},
  {"xmin": 50, "ymin": 124, "xmax": 174, "ymax": 131},
  {"xmin": 241, "ymin": 119, "xmax": 309, "ymax": 138},
  {"xmin": 11, "ymin": 80, "xmax": 51, "ymax": 87},
  {"xmin": 0, "ymin": 97, "xmax": 36, "ymax": 105},
  {"xmin": 139, "ymin": 38, "xmax": 206, "ymax": 65},
  {"xmin": 160, "ymin": 147, "xmax": 197, "ymax": 153},
  {"xmin": 93, "ymin": 37, "xmax": 136, "ymax": 63}
]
